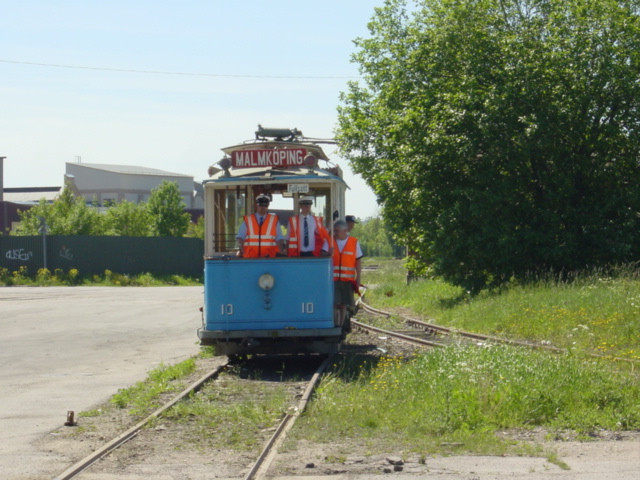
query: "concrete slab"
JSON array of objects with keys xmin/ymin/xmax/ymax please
[{"xmin": 0, "ymin": 286, "xmax": 203, "ymax": 480}]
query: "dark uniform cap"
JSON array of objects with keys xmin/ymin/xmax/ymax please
[
  {"xmin": 256, "ymin": 194, "xmax": 271, "ymax": 205},
  {"xmin": 345, "ymin": 215, "xmax": 358, "ymax": 223}
]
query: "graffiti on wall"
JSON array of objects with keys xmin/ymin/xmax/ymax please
[
  {"xmin": 5, "ymin": 249, "xmax": 34, "ymax": 261},
  {"xmin": 59, "ymin": 246, "xmax": 73, "ymax": 261}
]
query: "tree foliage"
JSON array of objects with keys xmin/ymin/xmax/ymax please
[
  {"xmin": 146, "ymin": 181, "xmax": 191, "ymax": 237},
  {"xmin": 351, "ymin": 217, "xmax": 404, "ymax": 257},
  {"xmin": 15, "ymin": 187, "xmax": 105, "ymax": 235},
  {"xmin": 185, "ymin": 215, "xmax": 205, "ymax": 240},
  {"xmin": 15, "ymin": 182, "xmax": 193, "ymax": 238},
  {"xmin": 338, "ymin": 0, "xmax": 640, "ymax": 290},
  {"xmin": 103, "ymin": 200, "xmax": 151, "ymax": 236}
]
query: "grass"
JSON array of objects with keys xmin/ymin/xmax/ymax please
[
  {"xmin": 296, "ymin": 346, "xmax": 640, "ymax": 455},
  {"xmin": 291, "ymin": 260, "xmax": 640, "ymax": 457},
  {"xmin": 164, "ymin": 372, "xmax": 290, "ymax": 451},
  {"xmin": 364, "ymin": 261, "xmax": 640, "ymax": 361},
  {"xmin": 0, "ymin": 266, "xmax": 202, "ymax": 286},
  {"xmin": 110, "ymin": 358, "xmax": 197, "ymax": 416},
  {"xmin": 90, "ymin": 350, "xmax": 291, "ymax": 452}
]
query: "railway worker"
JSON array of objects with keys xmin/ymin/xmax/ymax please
[
  {"xmin": 236, "ymin": 194, "xmax": 286, "ymax": 258},
  {"xmin": 332, "ymin": 219, "xmax": 363, "ymax": 329},
  {"xmin": 345, "ymin": 215, "xmax": 358, "ymax": 233},
  {"xmin": 287, "ymin": 196, "xmax": 331, "ymax": 257}
]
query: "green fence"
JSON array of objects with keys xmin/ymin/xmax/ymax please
[{"xmin": 0, "ymin": 236, "xmax": 204, "ymax": 277}]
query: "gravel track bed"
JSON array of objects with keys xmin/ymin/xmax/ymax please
[{"xmin": 41, "ymin": 356, "xmax": 321, "ymax": 479}]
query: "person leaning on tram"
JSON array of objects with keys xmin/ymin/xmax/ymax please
[
  {"xmin": 287, "ymin": 196, "xmax": 332, "ymax": 257},
  {"xmin": 236, "ymin": 194, "xmax": 286, "ymax": 258},
  {"xmin": 332, "ymin": 219, "xmax": 363, "ymax": 330}
]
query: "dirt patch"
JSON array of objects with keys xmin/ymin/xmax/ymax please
[{"xmin": 270, "ymin": 435, "xmax": 640, "ymax": 480}]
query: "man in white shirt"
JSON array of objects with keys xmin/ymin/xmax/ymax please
[{"xmin": 287, "ymin": 196, "xmax": 331, "ymax": 257}]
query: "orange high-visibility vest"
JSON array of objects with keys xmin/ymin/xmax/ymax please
[
  {"xmin": 243, "ymin": 213, "xmax": 279, "ymax": 258},
  {"xmin": 333, "ymin": 236, "xmax": 358, "ymax": 283},
  {"xmin": 288, "ymin": 215, "xmax": 330, "ymax": 256}
]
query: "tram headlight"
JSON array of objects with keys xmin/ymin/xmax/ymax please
[{"xmin": 258, "ymin": 273, "xmax": 275, "ymax": 291}]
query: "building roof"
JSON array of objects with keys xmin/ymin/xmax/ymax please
[
  {"xmin": 66, "ymin": 163, "xmax": 191, "ymax": 177},
  {"xmin": 1, "ymin": 187, "xmax": 61, "ymax": 203}
]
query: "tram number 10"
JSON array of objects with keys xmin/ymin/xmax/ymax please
[
  {"xmin": 220, "ymin": 304, "xmax": 234, "ymax": 315},
  {"xmin": 301, "ymin": 302, "xmax": 314, "ymax": 314}
]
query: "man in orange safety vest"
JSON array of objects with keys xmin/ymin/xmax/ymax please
[
  {"xmin": 236, "ymin": 194, "xmax": 285, "ymax": 258},
  {"xmin": 332, "ymin": 219, "xmax": 363, "ymax": 329}
]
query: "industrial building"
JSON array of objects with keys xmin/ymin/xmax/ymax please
[
  {"xmin": 64, "ymin": 162, "xmax": 203, "ymax": 209},
  {"xmin": 0, "ymin": 159, "xmax": 204, "ymax": 234}
]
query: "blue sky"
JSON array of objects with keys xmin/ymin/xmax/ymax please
[{"xmin": 0, "ymin": 0, "xmax": 382, "ymax": 218}]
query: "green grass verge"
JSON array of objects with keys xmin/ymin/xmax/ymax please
[
  {"xmin": 0, "ymin": 266, "xmax": 202, "ymax": 286},
  {"xmin": 111, "ymin": 358, "xmax": 197, "ymax": 416},
  {"xmin": 297, "ymin": 346, "xmax": 640, "ymax": 454},
  {"xmin": 364, "ymin": 261, "xmax": 640, "ymax": 360}
]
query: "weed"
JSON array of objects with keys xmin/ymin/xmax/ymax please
[
  {"xmin": 165, "ymin": 375, "xmax": 289, "ymax": 451},
  {"xmin": 297, "ymin": 346, "xmax": 640, "ymax": 454},
  {"xmin": 0, "ymin": 267, "xmax": 203, "ymax": 287},
  {"xmin": 364, "ymin": 261, "xmax": 640, "ymax": 360},
  {"xmin": 79, "ymin": 408, "xmax": 103, "ymax": 417},
  {"xmin": 111, "ymin": 358, "xmax": 196, "ymax": 416},
  {"xmin": 545, "ymin": 451, "xmax": 570, "ymax": 470}
]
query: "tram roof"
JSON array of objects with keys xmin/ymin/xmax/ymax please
[
  {"xmin": 203, "ymin": 165, "xmax": 348, "ymax": 187},
  {"xmin": 204, "ymin": 139, "xmax": 348, "ymax": 187}
]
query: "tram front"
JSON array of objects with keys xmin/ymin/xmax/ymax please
[{"xmin": 198, "ymin": 128, "xmax": 349, "ymax": 356}]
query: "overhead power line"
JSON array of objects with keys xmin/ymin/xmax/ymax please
[{"xmin": 0, "ymin": 58, "xmax": 356, "ymax": 80}]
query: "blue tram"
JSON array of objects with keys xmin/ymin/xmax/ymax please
[{"xmin": 198, "ymin": 127, "xmax": 348, "ymax": 356}]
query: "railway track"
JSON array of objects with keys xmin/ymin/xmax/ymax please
[
  {"xmin": 53, "ymin": 362, "xmax": 229, "ymax": 480},
  {"xmin": 244, "ymin": 355, "xmax": 332, "ymax": 480},
  {"xmin": 358, "ymin": 298, "xmax": 640, "ymax": 364},
  {"xmin": 351, "ymin": 318, "xmax": 446, "ymax": 349},
  {"xmin": 53, "ymin": 355, "xmax": 332, "ymax": 480}
]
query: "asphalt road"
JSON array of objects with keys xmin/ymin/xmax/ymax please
[{"xmin": 0, "ymin": 286, "xmax": 203, "ymax": 480}]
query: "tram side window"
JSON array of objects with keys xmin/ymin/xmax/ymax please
[
  {"xmin": 214, "ymin": 189, "xmax": 247, "ymax": 253},
  {"xmin": 299, "ymin": 189, "xmax": 330, "ymax": 228}
]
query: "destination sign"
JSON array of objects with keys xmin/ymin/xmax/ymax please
[
  {"xmin": 231, "ymin": 148, "xmax": 307, "ymax": 169},
  {"xmin": 287, "ymin": 184, "xmax": 309, "ymax": 193}
]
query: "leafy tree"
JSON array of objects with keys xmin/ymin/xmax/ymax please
[
  {"xmin": 146, "ymin": 181, "xmax": 191, "ymax": 237},
  {"xmin": 338, "ymin": 0, "xmax": 640, "ymax": 290},
  {"xmin": 351, "ymin": 216, "xmax": 403, "ymax": 257},
  {"xmin": 15, "ymin": 187, "xmax": 105, "ymax": 235},
  {"xmin": 185, "ymin": 215, "xmax": 205, "ymax": 240},
  {"xmin": 103, "ymin": 200, "xmax": 151, "ymax": 236}
]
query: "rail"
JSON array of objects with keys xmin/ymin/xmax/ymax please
[
  {"xmin": 359, "ymin": 299, "xmax": 640, "ymax": 364},
  {"xmin": 53, "ymin": 363, "xmax": 228, "ymax": 480},
  {"xmin": 351, "ymin": 319, "xmax": 445, "ymax": 349},
  {"xmin": 243, "ymin": 354, "xmax": 333, "ymax": 480}
]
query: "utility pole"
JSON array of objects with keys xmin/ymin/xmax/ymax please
[
  {"xmin": 39, "ymin": 216, "xmax": 49, "ymax": 270},
  {"xmin": 0, "ymin": 156, "xmax": 5, "ymax": 234}
]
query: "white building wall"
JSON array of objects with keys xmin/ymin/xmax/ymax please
[{"xmin": 65, "ymin": 163, "xmax": 198, "ymax": 208}]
